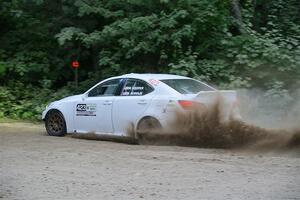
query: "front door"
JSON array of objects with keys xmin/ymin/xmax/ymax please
[{"xmin": 74, "ymin": 79, "xmax": 121, "ymax": 134}]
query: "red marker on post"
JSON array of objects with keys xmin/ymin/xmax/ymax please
[
  {"xmin": 72, "ymin": 61, "xmax": 80, "ymax": 68},
  {"xmin": 72, "ymin": 60, "xmax": 80, "ymax": 88}
]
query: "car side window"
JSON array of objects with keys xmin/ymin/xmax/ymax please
[
  {"xmin": 88, "ymin": 79, "xmax": 120, "ymax": 97},
  {"xmin": 121, "ymin": 79, "xmax": 154, "ymax": 96}
]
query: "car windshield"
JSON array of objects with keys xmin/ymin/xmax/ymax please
[{"xmin": 161, "ymin": 79, "xmax": 214, "ymax": 94}]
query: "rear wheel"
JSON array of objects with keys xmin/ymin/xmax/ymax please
[
  {"xmin": 137, "ymin": 117, "xmax": 162, "ymax": 132},
  {"xmin": 136, "ymin": 117, "xmax": 162, "ymax": 144},
  {"xmin": 45, "ymin": 110, "xmax": 66, "ymax": 137}
]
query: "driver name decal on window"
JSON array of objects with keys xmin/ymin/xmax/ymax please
[
  {"xmin": 122, "ymin": 86, "xmax": 144, "ymax": 96},
  {"xmin": 76, "ymin": 104, "xmax": 96, "ymax": 116},
  {"xmin": 122, "ymin": 86, "xmax": 132, "ymax": 96},
  {"xmin": 131, "ymin": 86, "xmax": 144, "ymax": 96}
]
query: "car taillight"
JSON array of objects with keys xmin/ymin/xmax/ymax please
[{"xmin": 178, "ymin": 100, "xmax": 202, "ymax": 110}]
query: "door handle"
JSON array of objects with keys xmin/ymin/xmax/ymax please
[
  {"xmin": 138, "ymin": 100, "xmax": 147, "ymax": 105},
  {"xmin": 103, "ymin": 101, "xmax": 112, "ymax": 105}
]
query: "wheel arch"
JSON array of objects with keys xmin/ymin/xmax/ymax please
[{"xmin": 45, "ymin": 108, "xmax": 65, "ymax": 120}]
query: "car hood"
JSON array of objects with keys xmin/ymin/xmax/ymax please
[{"xmin": 59, "ymin": 94, "xmax": 83, "ymax": 102}]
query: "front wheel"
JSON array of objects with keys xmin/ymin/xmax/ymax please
[{"xmin": 45, "ymin": 110, "xmax": 66, "ymax": 137}]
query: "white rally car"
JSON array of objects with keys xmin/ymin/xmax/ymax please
[{"xmin": 42, "ymin": 73, "xmax": 239, "ymax": 138}]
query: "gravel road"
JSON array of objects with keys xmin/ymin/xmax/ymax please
[{"xmin": 0, "ymin": 123, "xmax": 299, "ymax": 200}]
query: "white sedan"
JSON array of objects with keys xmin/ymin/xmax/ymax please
[{"xmin": 42, "ymin": 73, "xmax": 239, "ymax": 138}]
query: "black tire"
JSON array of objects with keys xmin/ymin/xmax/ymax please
[
  {"xmin": 45, "ymin": 110, "xmax": 67, "ymax": 137},
  {"xmin": 137, "ymin": 117, "xmax": 162, "ymax": 134},
  {"xmin": 136, "ymin": 117, "xmax": 162, "ymax": 145}
]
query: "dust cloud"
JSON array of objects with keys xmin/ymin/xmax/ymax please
[
  {"xmin": 137, "ymin": 92, "xmax": 300, "ymax": 151},
  {"xmin": 238, "ymin": 89, "xmax": 300, "ymax": 130}
]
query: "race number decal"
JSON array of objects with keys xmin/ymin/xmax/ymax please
[
  {"xmin": 76, "ymin": 104, "xmax": 96, "ymax": 116},
  {"xmin": 76, "ymin": 104, "xmax": 86, "ymax": 111}
]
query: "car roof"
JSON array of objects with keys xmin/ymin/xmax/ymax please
[{"xmin": 116, "ymin": 73, "xmax": 191, "ymax": 81}]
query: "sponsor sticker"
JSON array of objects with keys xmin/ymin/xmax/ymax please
[
  {"xmin": 149, "ymin": 79, "xmax": 160, "ymax": 86},
  {"xmin": 76, "ymin": 103, "xmax": 96, "ymax": 116}
]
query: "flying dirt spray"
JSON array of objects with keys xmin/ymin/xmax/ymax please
[{"xmin": 136, "ymin": 92, "xmax": 300, "ymax": 151}]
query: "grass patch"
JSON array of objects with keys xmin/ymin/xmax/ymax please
[{"xmin": 0, "ymin": 117, "xmax": 42, "ymax": 124}]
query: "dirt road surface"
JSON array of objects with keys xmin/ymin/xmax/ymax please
[{"xmin": 1, "ymin": 123, "xmax": 300, "ymax": 200}]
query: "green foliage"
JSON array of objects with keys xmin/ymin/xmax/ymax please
[
  {"xmin": 0, "ymin": 80, "xmax": 94, "ymax": 120},
  {"xmin": 0, "ymin": 81, "xmax": 49, "ymax": 120},
  {"xmin": 55, "ymin": 0, "xmax": 231, "ymax": 75},
  {"xmin": 219, "ymin": 32, "xmax": 300, "ymax": 88}
]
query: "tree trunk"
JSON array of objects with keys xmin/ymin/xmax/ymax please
[{"xmin": 231, "ymin": 0, "xmax": 244, "ymax": 34}]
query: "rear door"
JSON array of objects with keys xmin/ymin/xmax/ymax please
[
  {"xmin": 74, "ymin": 79, "xmax": 122, "ymax": 134},
  {"xmin": 112, "ymin": 78, "xmax": 155, "ymax": 136}
]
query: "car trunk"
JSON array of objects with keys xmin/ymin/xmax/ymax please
[{"xmin": 192, "ymin": 90, "xmax": 238, "ymax": 121}]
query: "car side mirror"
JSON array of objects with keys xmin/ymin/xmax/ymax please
[{"xmin": 82, "ymin": 93, "xmax": 87, "ymax": 101}]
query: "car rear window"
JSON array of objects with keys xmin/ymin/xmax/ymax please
[{"xmin": 161, "ymin": 79, "xmax": 214, "ymax": 94}]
